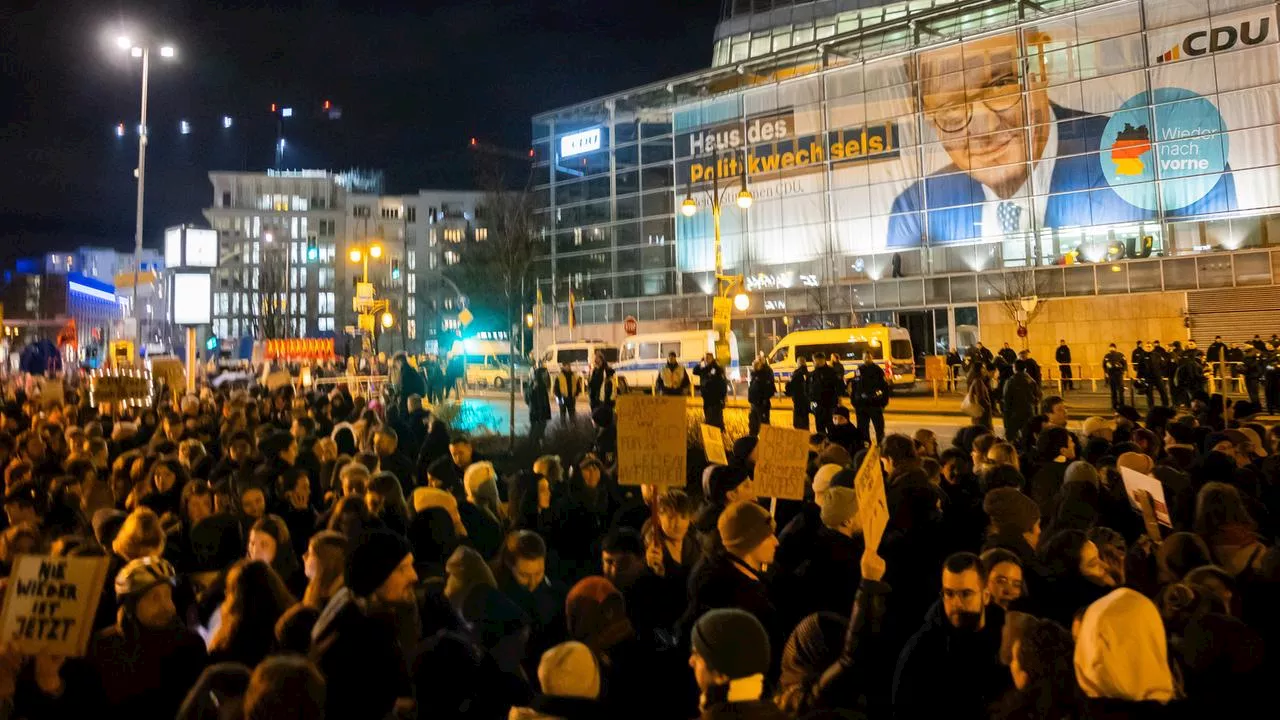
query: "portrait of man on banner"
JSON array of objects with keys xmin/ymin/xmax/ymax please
[{"xmin": 886, "ymin": 30, "xmax": 1237, "ymax": 248}]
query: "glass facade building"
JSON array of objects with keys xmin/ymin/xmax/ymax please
[{"xmin": 533, "ymin": 0, "xmax": 1280, "ymax": 359}]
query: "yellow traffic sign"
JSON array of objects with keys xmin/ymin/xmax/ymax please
[{"xmin": 458, "ymin": 307, "xmax": 474, "ymax": 327}]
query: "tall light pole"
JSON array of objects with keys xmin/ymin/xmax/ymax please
[
  {"xmin": 116, "ymin": 33, "xmax": 175, "ymax": 351},
  {"xmin": 681, "ymin": 150, "xmax": 753, "ymax": 366}
]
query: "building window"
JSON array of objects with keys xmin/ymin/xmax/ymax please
[
  {"xmin": 406, "ymin": 207, "xmax": 417, "ymax": 223},
  {"xmin": 474, "ymin": 228, "xmax": 488, "ymax": 242},
  {"xmin": 428, "ymin": 252, "xmax": 438, "ymax": 269},
  {"xmin": 444, "ymin": 297, "xmax": 455, "ymax": 310},
  {"xmin": 408, "ymin": 319, "xmax": 416, "ymax": 339},
  {"xmin": 381, "ymin": 207, "xmax": 400, "ymax": 220},
  {"xmin": 353, "ymin": 205, "xmax": 370, "ymax": 218},
  {"xmin": 221, "ymin": 191, "xmax": 231, "ymax": 208},
  {"xmin": 444, "ymin": 250, "xmax": 460, "ymax": 265},
  {"xmin": 428, "ymin": 229, "xmax": 438, "ymax": 246},
  {"xmin": 442, "ymin": 318, "xmax": 460, "ymax": 330},
  {"xmin": 444, "ymin": 228, "xmax": 463, "ymax": 243},
  {"xmin": 408, "ymin": 250, "xmax": 416, "ymax": 270}
]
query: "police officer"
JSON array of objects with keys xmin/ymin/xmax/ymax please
[
  {"xmin": 1055, "ymin": 339, "xmax": 1074, "ymax": 391},
  {"xmin": 655, "ymin": 352, "xmax": 691, "ymax": 396},
  {"xmin": 747, "ymin": 355, "xmax": 775, "ymax": 437},
  {"xmin": 693, "ymin": 352, "xmax": 728, "ymax": 430},
  {"xmin": 588, "ymin": 350, "xmax": 617, "ymax": 411},
  {"xmin": 1207, "ymin": 336, "xmax": 1227, "ymax": 378},
  {"xmin": 1103, "ymin": 343, "xmax": 1128, "ymax": 410},
  {"xmin": 1265, "ymin": 344, "xmax": 1280, "ymax": 415},
  {"xmin": 788, "ymin": 356, "xmax": 811, "ymax": 431},
  {"xmin": 554, "ymin": 361, "xmax": 584, "ymax": 421},
  {"xmin": 852, "ymin": 352, "xmax": 889, "ymax": 446},
  {"xmin": 1244, "ymin": 347, "xmax": 1265, "ymax": 406},
  {"xmin": 808, "ymin": 354, "xmax": 844, "ymax": 435},
  {"xmin": 1142, "ymin": 342, "xmax": 1170, "ymax": 408}
]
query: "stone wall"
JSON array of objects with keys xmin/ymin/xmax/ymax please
[{"xmin": 978, "ymin": 291, "xmax": 1190, "ymax": 380}]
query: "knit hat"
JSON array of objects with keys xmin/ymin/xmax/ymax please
[
  {"xmin": 731, "ymin": 436, "xmax": 758, "ymax": 467},
  {"xmin": 817, "ymin": 444, "xmax": 853, "ymax": 468},
  {"xmin": 1075, "ymin": 588, "xmax": 1175, "ymax": 702},
  {"xmin": 811, "ymin": 464, "xmax": 843, "ymax": 496},
  {"xmin": 1064, "ymin": 460, "xmax": 1100, "ymax": 487},
  {"xmin": 692, "ymin": 608, "xmax": 771, "ymax": 679},
  {"xmin": 413, "ymin": 486, "xmax": 459, "ymax": 515},
  {"xmin": 707, "ymin": 465, "xmax": 750, "ymax": 504},
  {"xmin": 346, "ymin": 529, "xmax": 412, "ymax": 598},
  {"xmin": 1116, "ymin": 452, "xmax": 1154, "ymax": 475},
  {"xmin": 820, "ymin": 487, "xmax": 858, "ymax": 531},
  {"xmin": 538, "ymin": 641, "xmax": 601, "ymax": 699},
  {"xmin": 565, "ymin": 576, "xmax": 634, "ymax": 652},
  {"xmin": 426, "ymin": 456, "xmax": 461, "ymax": 487},
  {"xmin": 443, "ymin": 545, "xmax": 497, "ymax": 608},
  {"xmin": 983, "ymin": 488, "xmax": 1040, "ymax": 535},
  {"xmin": 92, "ymin": 508, "xmax": 128, "ymax": 548},
  {"xmin": 717, "ymin": 501, "xmax": 774, "ymax": 556}
]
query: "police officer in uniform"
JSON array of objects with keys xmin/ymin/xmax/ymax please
[
  {"xmin": 1103, "ymin": 343, "xmax": 1128, "ymax": 410},
  {"xmin": 788, "ymin": 357, "xmax": 811, "ymax": 431},
  {"xmin": 852, "ymin": 352, "xmax": 890, "ymax": 446},
  {"xmin": 1056, "ymin": 339, "xmax": 1074, "ymax": 391}
]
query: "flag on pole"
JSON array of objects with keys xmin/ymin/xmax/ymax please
[
  {"xmin": 535, "ymin": 287, "xmax": 543, "ymax": 328},
  {"xmin": 567, "ymin": 288, "xmax": 576, "ymax": 331}
]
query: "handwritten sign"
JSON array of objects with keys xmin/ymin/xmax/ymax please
[
  {"xmin": 616, "ymin": 395, "xmax": 687, "ymax": 486},
  {"xmin": 150, "ymin": 357, "xmax": 187, "ymax": 399},
  {"xmin": 701, "ymin": 424, "xmax": 728, "ymax": 465},
  {"xmin": 924, "ymin": 356, "xmax": 948, "ymax": 382},
  {"xmin": 754, "ymin": 425, "xmax": 810, "ymax": 500},
  {"xmin": 38, "ymin": 379, "xmax": 64, "ymax": 409},
  {"xmin": 0, "ymin": 555, "xmax": 109, "ymax": 656},
  {"xmin": 853, "ymin": 444, "xmax": 890, "ymax": 552},
  {"xmin": 90, "ymin": 372, "xmax": 152, "ymax": 407},
  {"xmin": 264, "ymin": 370, "xmax": 293, "ymax": 391},
  {"xmin": 1119, "ymin": 468, "xmax": 1172, "ymax": 527}
]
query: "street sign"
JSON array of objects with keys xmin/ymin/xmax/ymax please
[
  {"xmin": 358, "ymin": 314, "xmax": 375, "ymax": 333},
  {"xmin": 458, "ymin": 307, "xmax": 474, "ymax": 327},
  {"xmin": 624, "ymin": 315, "xmax": 638, "ymax": 336}
]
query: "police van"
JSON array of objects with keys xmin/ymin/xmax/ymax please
[
  {"xmin": 766, "ymin": 325, "xmax": 916, "ymax": 388},
  {"xmin": 614, "ymin": 330, "xmax": 740, "ymax": 394},
  {"xmin": 539, "ymin": 341, "xmax": 619, "ymax": 376}
]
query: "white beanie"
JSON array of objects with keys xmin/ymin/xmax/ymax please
[
  {"xmin": 463, "ymin": 461, "xmax": 498, "ymax": 499},
  {"xmin": 811, "ymin": 464, "xmax": 844, "ymax": 496},
  {"xmin": 538, "ymin": 641, "xmax": 600, "ymax": 699}
]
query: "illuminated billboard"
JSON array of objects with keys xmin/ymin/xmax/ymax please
[{"xmin": 674, "ymin": 0, "xmax": 1274, "ymax": 273}]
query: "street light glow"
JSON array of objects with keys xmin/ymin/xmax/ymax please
[
  {"xmin": 179, "ymin": 120, "xmax": 190, "ymax": 134},
  {"xmin": 381, "ymin": 312, "xmax": 394, "ymax": 328},
  {"xmin": 159, "ymin": 45, "xmax": 175, "ymax": 58},
  {"xmin": 282, "ymin": 107, "xmax": 293, "ymax": 118},
  {"xmin": 222, "ymin": 116, "xmax": 233, "ymax": 128},
  {"xmin": 736, "ymin": 187, "xmax": 754, "ymax": 210},
  {"xmin": 116, "ymin": 123, "xmax": 126, "ymax": 137},
  {"xmin": 130, "ymin": 46, "xmax": 143, "ymax": 58},
  {"xmin": 116, "ymin": 36, "xmax": 132, "ymax": 50},
  {"xmin": 681, "ymin": 195, "xmax": 697, "ymax": 217},
  {"xmin": 263, "ymin": 232, "xmax": 274, "ymax": 243},
  {"xmin": 734, "ymin": 292, "xmax": 750, "ymax": 311},
  {"xmin": 369, "ymin": 244, "xmax": 383, "ymax": 259},
  {"xmin": 348, "ymin": 249, "xmax": 363, "ymax": 263}
]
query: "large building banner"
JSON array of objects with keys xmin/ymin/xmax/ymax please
[{"xmin": 674, "ymin": 0, "xmax": 1278, "ymax": 273}]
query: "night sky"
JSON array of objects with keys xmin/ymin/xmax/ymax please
[{"xmin": 0, "ymin": 0, "xmax": 719, "ymax": 262}]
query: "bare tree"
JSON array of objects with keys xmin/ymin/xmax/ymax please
[
  {"xmin": 453, "ymin": 153, "xmax": 540, "ymax": 449},
  {"xmin": 985, "ymin": 269, "xmax": 1047, "ymax": 349}
]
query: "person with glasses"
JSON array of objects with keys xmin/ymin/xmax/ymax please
[
  {"xmin": 886, "ymin": 31, "xmax": 1236, "ymax": 249},
  {"xmin": 891, "ymin": 552, "xmax": 1010, "ymax": 719}
]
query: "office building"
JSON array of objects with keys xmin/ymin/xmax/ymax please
[
  {"xmin": 203, "ymin": 170, "xmax": 484, "ymax": 353},
  {"xmin": 532, "ymin": 0, "xmax": 1280, "ymax": 365}
]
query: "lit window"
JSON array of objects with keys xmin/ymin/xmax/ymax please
[
  {"xmin": 474, "ymin": 228, "xmax": 488, "ymax": 242},
  {"xmin": 444, "ymin": 250, "xmax": 459, "ymax": 265}
]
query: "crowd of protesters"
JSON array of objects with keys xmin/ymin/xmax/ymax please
[{"xmin": 0, "ymin": 346, "xmax": 1276, "ymax": 720}]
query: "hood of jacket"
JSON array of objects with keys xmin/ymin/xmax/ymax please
[{"xmin": 1075, "ymin": 588, "xmax": 1175, "ymax": 703}]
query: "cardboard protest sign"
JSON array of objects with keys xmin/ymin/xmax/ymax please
[
  {"xmin": 1119, "ymin": 467, "xmax": 1172, "ymax": 527},
  {"xmin": 753, "ymin": 425, "xmax": 810, "ymax": 500},
  {"xmin": 0, "ymin": 555, "xmax": 110, "ymax": 656},
  {"xmin": 149, "ymin": 357, "xmax": 187, "ymax": 399},
  {"xmin": 616, "ymin": 395, "xmax": 687, "ymax": 486},
  {"xmin": 264, "ymin": 370, "xmax": 293, "ymax": 392},
  {"xmin": 90, "ymin": 372, "xmax": 151, "ymax": 407},
  {"xmin": 37, "ymin": 379, "xmax": 64, "ymax": 409},
  {"xmin": 701, "ymin": 424, "xmax": 728, "ymax": 465},
  {"xmin": 853, "ymin": 443, "xmax": 890, "ymax": 552}
]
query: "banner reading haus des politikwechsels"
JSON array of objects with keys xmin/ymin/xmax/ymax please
[{"xmin": 673, "ymin": 0, "xmax": 1278, "ymax": 274}]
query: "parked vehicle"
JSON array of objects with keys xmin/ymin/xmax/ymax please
[
  {"xmin": 765, "ymin": 324, "xmax": 916, "ymax": 388},
  {"xmin": 614, "ymin": 330, "xmax": 740, "ymax": 394},
  {"xmin": 448, "ymin": 339, "xmax": 531, "ymax": 389},
  {"xmin": 539, "ymin": 341, "xmax": 619, "ymax": 376}
]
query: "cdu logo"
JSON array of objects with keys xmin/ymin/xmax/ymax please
[{"xmin": 1154, "ymin": 16, "xmax": 1270, "ymax": 63}]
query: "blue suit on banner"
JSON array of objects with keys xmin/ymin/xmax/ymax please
[{"xmin": 886, "ymin": 104, "xmax": 1237, "ymax": 248}]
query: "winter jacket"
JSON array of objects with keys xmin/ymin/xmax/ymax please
[
  {"xmin": 527, "ymin": 368, "xmax": 553, "ymax": 422},
  {"xmin": 748, "ymin": 365, "xmax": 775, "ymax": 405},
  {"xmin": 656, "ymin": 364, "xmax": 693, "ymax": 396},
  {"xmin": 808, "ymin": 365, "xmax": 845, "ymax": 407},
  {"xmin": 776, "ymin": 577, "xmax": 891, "ymax": 717},
  {"xmin": 1002, "ymin": 373, "xmax": 1039, "ymax": 440},
  {"xmin": 81, "ymin": 622, "xmax": 209, "ymax": 720},
  {"xmin": 682, "ymin": 551, "xmax": 780, "ymax": 670},
  {"xmin": 694, "ymin": 362, "xmax": 729, "ymax": 403},
  {"xmin": 892, "ymin": 601, "xmax": 1009, "ymax": 720},
  {"xmin": 852, "ymin": 361, "xmax": 890, "ymax": 409},
  {"xmin": 510, "ymin": 696, "xmax": 606, "ymax": 720},
  {"xmin": 700, "ymin": 699, "xmax": 790, "ymax": 720},
  {"xmin": 310, "ymin": 588, "xmax": 412, "ymax": 720}
]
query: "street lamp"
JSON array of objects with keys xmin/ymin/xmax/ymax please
[
  {"xmin": 369, "ymin": 244, "xmax": 383, "ymax": 259},
  {"xmin": 347, "ymin": 242, "xmax": 384, "ymax": 282},
  {"xmin": 381, "ymin": 311, "xmax": 395, "ymax": 329},
  {"xmin": 113, "ymin": 28, "xmax": 177, "ymax": 351},
  {"xmin": 681, "ymin": 150, "xmax": 753, "ymax": 364},
  {"xmin": 348, "ymin": 248, "xmax": 363, "ymax": 263}
]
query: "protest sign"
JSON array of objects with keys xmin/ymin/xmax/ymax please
[
  {"xmin": 150, "ymin": 357, "xmax": 186, "ymax": 399},
  {"xmin": 264, "ymin": 370, "xmax": 293, "ymax": 392},
  {"xmin": 1119, "ymin": 467, "xmax": 1172, "ymax": 527},
  {"xmin": 701, "ymin": 424, "xmax": 728, "ymax": 465},
  {"xmin": 853, "ymin": 443, "xmax": 890, "ymax": 552},
  {"xmin": 37, "ymin": 379, "xmax": 64, "ymax": 409},
  {"xmin": 753, "ymin": 425, "xmax": 810, "ymax": 500},
  {"xmin": 90, "ymin": 372, "xmax": 151, "ymax": 407},
  {"xmin": 616, "ymin": 395, "xmax": 687, "ymax": 486},
  {"xmin": 0, "ymin": 555, "xmax": 110, "ymax": 656}
]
